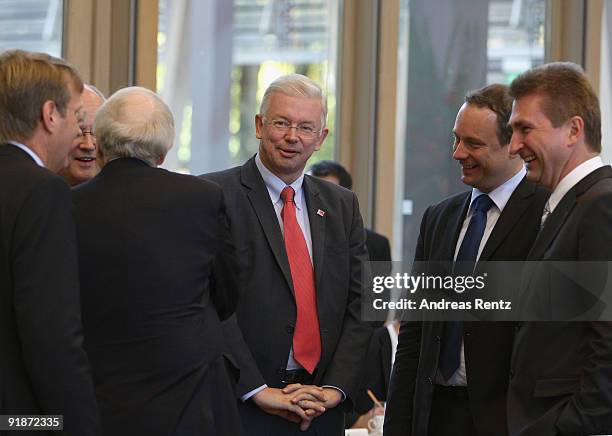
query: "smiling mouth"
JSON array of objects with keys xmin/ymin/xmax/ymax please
[
  {"xmin": 522, "ymin": 155, "xmax": 536, "ymax": 163},
  {"xmin": 461, "ymin": 163, "xmax": 478, "ymax": 170},
  {"xmin": 75, "ymin": 157, "xmax": 95, "ymax": 163}
]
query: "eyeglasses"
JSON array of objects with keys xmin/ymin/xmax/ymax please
[
  {"xmin": 263, "ymin": 117, "xmax": 322, "ymax": 140},
  {"xmin": 77, "ymin": 128, "xmax": 97, "ymax": 144}
]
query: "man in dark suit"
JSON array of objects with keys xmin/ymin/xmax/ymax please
[
  {"xmin": 507, "ymin": 62, "xmax": 612, "ymax": 435},
  {"xmin": 73, "ymin": 86, "xmax": 241, "ymax": 436},
  {"xmin": 203, "ymin": 74, "xmax": 372, "ymax": 435},
  {"xmin": 384, "ymin": 84, "xmax": 548, "ymax": 436},
  {"xmin": 0, "ymin": 49, "xmax": 101, "ymax": 435}
]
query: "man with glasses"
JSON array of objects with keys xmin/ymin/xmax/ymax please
[
  {"xmin": 202, "ymin": 74, "xmax": 372, "ymax": 435},
  {"xmin": 59, "ymin": 84, "xmax": 105, "ymax": 186}
]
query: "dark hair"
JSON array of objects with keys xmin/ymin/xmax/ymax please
[
  {"xmin": 465, "ymin": 83, "xmax": 513, "ymax": 146},
  {"xmin": 0, "ymin": 49, "xmax": 84, "ymax": 142},
  {"xmin": 509, "ymin": 62, "xmax": 601, "ymax": 152},
  {"xmin": 309, "ymin": 160, "xmax": 353, "ymax": 189}
]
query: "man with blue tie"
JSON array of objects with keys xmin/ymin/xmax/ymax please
[
  {"xmin": 202, "ymin": 74, "xmax": 372, "ymax": 434},
  {"xmin": 384, "ymin": 84, "xmax": 548, "ymax": 436}
]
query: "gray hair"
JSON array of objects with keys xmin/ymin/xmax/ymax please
[
  {"xmin": 94, "ymin": 86, "xmax": 174, "ymax": 166},
  {"xmin": 259, "ymin": 74, "xmax": 328, "ymax": 127}
]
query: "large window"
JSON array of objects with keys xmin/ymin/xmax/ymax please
[
  {"xmin": 0, "ymin": 0, "xmax": 63, "ymax": 56},
  {"xmin": 394, "ymin": 0, "xmax": 546, "ymax": 261},
  {"xmin": 157, "ymin": 0, "xmax": 339, "ymax": 175}
]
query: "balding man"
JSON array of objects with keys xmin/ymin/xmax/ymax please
[
  {"xmin": 0, "ymin": 49, "xmax": 101, "ymax": 435},
  {"xmin": 59, "ymin": 84, "xmax": 105, "ymax": 186},
  {"xmin": 73, "ymin": 86, "xmax": 241, "ymax": 436}
]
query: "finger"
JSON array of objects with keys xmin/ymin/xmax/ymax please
[
  {"xmin": 297, "ymin": 399, "xmax": 326, "ymax": 413},
  {"xmin": 281, "ymin": 383, "xmax": 303, "ymax": 394},
  {"xmin": 300, "ymin": 418, "xmax": 313, "ymax": 432},
  {"xmin": 290, "ymin": 392, "xmax": 325, "ymax": 404},
  {"xmin": 288, "ymin": 387, "xmax": 327, "ymax": 402},
  {"xmin": 286, "ymin": 404, "xmax": 310, "ymax": 421},
  {"xmin": 304, "ymin": 407, "xmax": 324, "ymax": 418}
]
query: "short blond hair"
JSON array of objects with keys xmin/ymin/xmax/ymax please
[{"xmin": 0, "ymin": 49, "xmax": 83, "ymax": 142}]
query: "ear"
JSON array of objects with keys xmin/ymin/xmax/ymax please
[
  {"xmin": 156, "ymin": 154, "xmax": 166, "ymax": 166},
  {"xmin": 41, "ymin": 100, "xmax": 58, "ymax": 133},
  {"xmin": 255, "ymin": 114, "xmax": 263, "ymax": 139},
  {"xmin": 313, "ymin": 127, "xmax": 329, "ymax": 151},
  {"xmin": 567, "ymin": 115, "xmax": 584, "ymax": 146}
]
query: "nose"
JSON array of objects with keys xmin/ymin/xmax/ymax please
[
  {"xmin": 452, "ymin": 140, "xmax": 467, "ymax": 161},
  {"xmin": 508, "ymin": 133, "xmax": 522, "ymax": 157},
  {"xmin": 78, "ymin": 132, "xmax": 96, "ymax": 151},
  {"xmin": 284, "ymin": 126, "xmax": 299, "ymax": 142}
]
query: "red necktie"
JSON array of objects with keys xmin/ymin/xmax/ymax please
[{"xmin": 280, "ymin": 186, "xmax": 321, "ymax": 374}]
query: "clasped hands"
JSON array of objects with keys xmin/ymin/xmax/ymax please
[{"xmin": 252, "ymin": 384, "xmax": 342, "ymax": 431}]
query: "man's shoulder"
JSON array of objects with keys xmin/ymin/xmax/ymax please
[
  {"xmin": 200, "ymin": 165, "xmax": 243, "ymax": 186},
  {"xmin": 0, "ymin": 154, "xmax": 69, "ymax": 199},
  {"xmin": 425, "ymin": 190, "xmax": 470, "ymax": 217}
]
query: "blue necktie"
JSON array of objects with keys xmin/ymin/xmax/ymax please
[{"xmin": 439, "ymin": 194, "xmax": 494, "ymax": 381}]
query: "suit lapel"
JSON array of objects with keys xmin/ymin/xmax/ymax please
[
  {"xmin": 442, "ymin": 194, "xmax": 471, "ymax": 260},
  {"xmin": 303, "ymin": 176, "xmax": 326, "ymax": 290},
  {"xmin": 527, "ymin": 165, "xmax": 612, "ymax": 261},
  {"xmin": 527, "ymin": 190, "xmax": 575, "ymax": 261},
  {"xmin": 241, "ymin": 158, "xmax": 295, "ymax": 294},
  {"xmin": 480, "ymin": 177, "xmax": 535, "ymax": 261}
]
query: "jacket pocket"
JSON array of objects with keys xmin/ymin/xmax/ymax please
[{"xmin": 533, "ymin": 377, "xmax": 580, "ymax": 398}]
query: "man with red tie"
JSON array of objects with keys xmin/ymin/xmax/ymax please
[{"xmin": 202, "ymin": 74, "xmax": 372, "ymax": 435}]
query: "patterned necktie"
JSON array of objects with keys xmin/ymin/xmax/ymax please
[
  {"xmin": 280, "ymin": 186, "xmax": 321, "ymax": 374},
  {"xmin": 439, "ymin": 194, "xmax": 494, "ymax": 381}
]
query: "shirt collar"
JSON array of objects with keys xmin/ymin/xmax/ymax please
[
  {"xmin": 255, "ymin": 153, "xmax": 305, "ymax": 209},
  {"xmin": 7, "ymin": 141, "xmax": 45, "ymax": 167},
  {"xmin": 547, "ymin": 155, "xmax": 605, "ymax": 213},
  {"xmin": 469, "ymin": 166, "xmax": 526, "ymax": 214}
]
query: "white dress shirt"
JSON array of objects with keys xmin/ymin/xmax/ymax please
[
  {"xmin": 546, "ymin": 156, "xmax": 605, "ymax": 214},
  {"xmin": 437, "ymin": 166, "xmax": 526, "ymax": 386},
  {"xmin": 7, "ymin": 141, "xmax": 45, "ymax": 167}
]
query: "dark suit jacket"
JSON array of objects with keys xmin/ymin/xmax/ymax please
[
  {"xmin": 73, "ymin": 158, "xmax": 240, "ymax": 436},
  {"xmin": 366, "ymin": 229, "xmax": 391, "ymax": 263},
  {"xmin": 385, "ymin": 177, "xmax": 548, "ymax": 436},
  {"xmin": 508, "ymin": 165, "xmax": 612, "ymax": 436},
  {"xmin": 0, "ymin": 143, "xmax": 100, "ymax": 436},
  {"xmin": 202, "ymin": 156, "xmax": 372, "ymax": 435}
]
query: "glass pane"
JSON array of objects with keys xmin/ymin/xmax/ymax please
[
  {"xmin": 157, "ymin": 0, "xmax": 339, "ymax": 174},
  {"xmin": 0, "ymin": 0, "xmax": 64, "ymax": 56},
  {"xmin": 394, "ymin": 0, "xmax": 546, "ymax": 262}
]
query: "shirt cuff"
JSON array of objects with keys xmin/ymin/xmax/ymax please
[
  {"xmin": 241, "ymin": 384, "xmax": 268, "ymax": 402},
  {"xmin": 322, "ymin": 385, "xmax": 346, "ymax": 402}
]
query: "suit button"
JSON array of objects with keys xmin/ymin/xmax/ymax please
[
  {"xmin": 509, "ymin": 370, "xmax": 514, "ymax": 380},
  {"xmin": 286, "ymin": 325, "xmax": 294, "ymax": 334},
  {"xmin": 426, "ymin": 377, "xmax": 433, "ymax": 384},
  {"xmin": 515, "ymin": 323, "xmax": 522, "ymax": 332},
  {"xmin": 435, "ymin": 335, "xmax": 441, "ymax": 341},
  {"xmin": 464, "ymin": 332, "xmax": 471, "ymax": 337}
]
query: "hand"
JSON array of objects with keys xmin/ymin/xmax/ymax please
[
  {"xmin": 251, "ymin": 387, "xmax": 312, "ymax": 424},
  {"xmin": 283, "ymin": 385, "xmax": 342, "ymax": 431}
]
